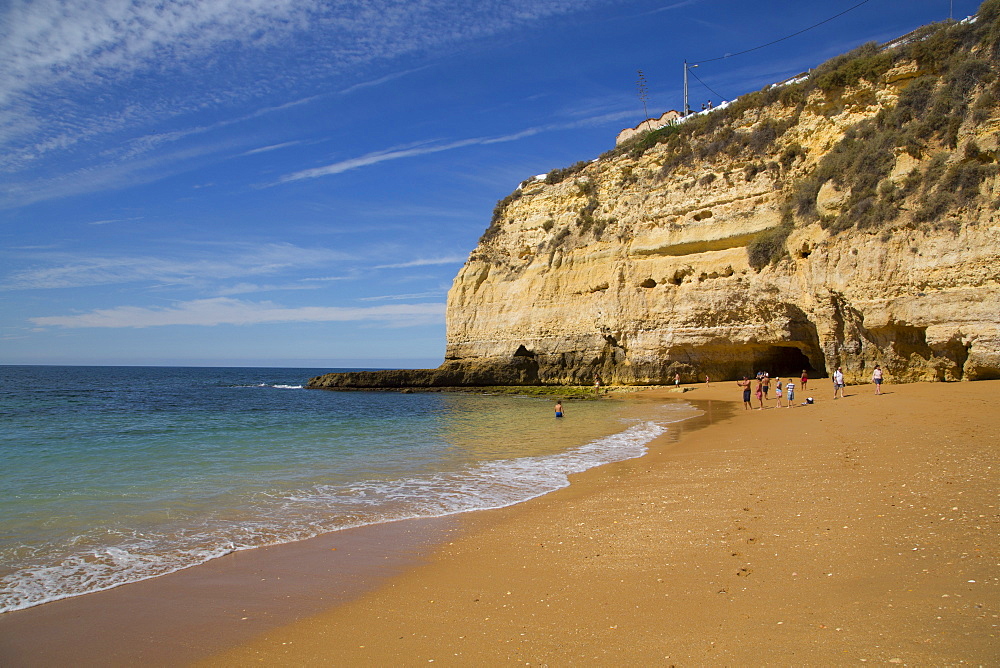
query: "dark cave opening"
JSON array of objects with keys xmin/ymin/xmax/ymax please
[{"xmin": 754, "ymin": 345, "xmax": 823, "ymax": 379}]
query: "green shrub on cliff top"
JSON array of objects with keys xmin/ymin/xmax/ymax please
[
  {"xmin": 813, "ymin": 42, "xmax": 894, "ymax": 93},
  {"xmin": 477, "ymin": 1, "xmax": 1000, "ymax": 254},
  {"xmin": 545, "ymin": 160, "xmax": 590, "ymax": 185},
  {"xmin": 785, "ymin": 5, "xmax": 1000, "ymax": 235}
]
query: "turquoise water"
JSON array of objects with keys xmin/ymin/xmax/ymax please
[{"xmin": 0, "ymin": 365, "xmax": 699, "ymax": 613}]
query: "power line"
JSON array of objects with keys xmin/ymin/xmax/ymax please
[
  {"xmin": 688, "ymin": 67, "xmax": 727, "ymax": 104},
  {"xmin": 690, "ymin": 0, "xmax": 873, "ymax": 65}
]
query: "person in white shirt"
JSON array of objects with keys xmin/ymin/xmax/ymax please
[{"xmin": 833, "ymin": 367, "xmax": 845, "ymax": 399}]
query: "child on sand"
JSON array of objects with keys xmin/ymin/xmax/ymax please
[
  {"xmin": 786, "ymin": 379, "xmax": 795, "ymax": 407},
  {"xmin": 774, "ymin": 380, "xmax": 783, "ymax": 408}
]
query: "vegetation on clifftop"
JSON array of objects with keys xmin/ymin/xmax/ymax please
[
  {"xmin": 478, "ymin": 0, "xmax": 1000, "ymax": 270},
  {"xmin": 792, "ymin": 16, "xmax": 999, "ymax": 238}
]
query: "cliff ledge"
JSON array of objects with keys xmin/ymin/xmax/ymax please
[{"xmin": 311, "ymin": 5, "xmax": 1000, "ymax": 389}]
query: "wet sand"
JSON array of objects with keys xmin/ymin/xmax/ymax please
[
  {"xmin": 204, "ymin": 380, "xmax": 1000, "ymax": 665},
  {"xmin": 0, "ymin": 517, "xmax": 458, "ymax": 666},
  {"xmin": 3, "ymin": 380, "xmax": 998, "ymax": 666}
]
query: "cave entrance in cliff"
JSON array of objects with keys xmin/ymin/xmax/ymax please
[{"xmin": 758, "ymin": 345, "xmax": 821, "ymax": 379}]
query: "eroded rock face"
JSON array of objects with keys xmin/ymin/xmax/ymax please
[
  {"xmin": 439, "ymin": 73, "xmax": 1000, "ymax": 386},
  {"xmin": 312, "ymin": 29, "xmax": 1000, "ymax": 390},
  {"xmin": 445, "ymin": 211, "xmax": 999, "ymax": 385}
]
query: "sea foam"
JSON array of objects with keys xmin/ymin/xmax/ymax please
[{"xmin": 0, "ymin": 410, "xmax": 690, "ymax": 614}]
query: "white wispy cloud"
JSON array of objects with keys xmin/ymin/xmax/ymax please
[
  {"xmin": 300, "ymin": 275, "xmax": 356, "ymax": 282},
  {"xmin": 241, "ymin": 141, "xmax": 303, "ymax": 156},
  {"xmin": 358, "ymin": 291, "xmax": 447, "ymax": 302},
  {"xmin": 29, "ymin": 297, "xmax": 445, "ymax": 328},
  {"xmin": 1, "ymin": 138, "xmax": 240, "ymax": 208},
  {"xmin": 374, "ymin": 256, "xmax": 467, "ymax": 269},
  {"xmin": 1, "ymin": 243, "xmax": 349, "ymax": 290},
  {"xmin": 2, "ymin": 0, "xmax": 624, "ymax": 171},
  {"xmin": 0, "ymin": 0, "xmax": 313, "ymax": 103},
  {"xmin": 336, "ymin": 66, "xmax": 431, "ymax": 96},
  {"xmin": 88, "ymin": 216, "xmax": 143, "ymax": 226},
  {"xmin": 637, "ymin": 0, "xmax": 704, "ymax": 17},
  {"xmin": 275, "ymin": 108, "xmax": 636, "ymax": 184},
  {"xmin": 276, "ymin": 138, "xmax": 488, "ymax": 183},
  {"xmin": 214, "ymin": 281, "xmax": 325, "ymax": 296}
]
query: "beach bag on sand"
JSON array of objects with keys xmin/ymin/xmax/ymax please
[{"xmin": 806, "ymin": 397, "xmax": 814, "ymax": 404}]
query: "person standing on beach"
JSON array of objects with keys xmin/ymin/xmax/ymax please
[
  {"xmin": 833, "ymin": 367, "xmax": 845, "ymax": 399},
  {"xmin": 738, "ymin": 377, "xmax": 752, "ymax": 410},
  {"xmin": 555, "ymin": 401, "xmax": 564, "ymax": 418},
  {"xmin": 755, "ymin": 377, "xmax": 765, "ymax": 409},
  {"xmin": 774, "ymin": 379, "xmax": 783, "ymax": 408},
  {"xmin": 705, "ymin": 374, "xmax": 711, "ymax": 387},
  {"xmin": 674, "ymin": 372, "xmax": 681, "ymax": 388},
  {"xmin": 872, "ymin": 365, "xmax": 883, "ymax": 394},
  {"xmin": 786, "ymin": 379, "xmax": 795, "ymax": 407},
  {"xmin": 762, "ymin": 373, "xmax": 770, "ymax": 400},
  {"xmin": 593, "ymin": 374, "xmax": 601, "ymax": 396},
  {"xmin": 800, "ymin": 370, "xmax": 808, "ymax": 391}
]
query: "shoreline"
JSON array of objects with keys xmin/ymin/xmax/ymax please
[
  {"xmin": 0, "ymin": 515, "xmax": 461, "ymax": 666},
  {"xmin": 3, "ymin": 380, "xmax": 997, "ymax": 665},
  {"xmin": 0, "ymin": 386, "xmax": 707, "ymax": 666},
  {"xmin": 206, "ymin": 379, "xmax": 999, "ymax": 665}
]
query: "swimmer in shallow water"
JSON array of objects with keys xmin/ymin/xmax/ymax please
[{"xmin": 555, "ymin": 401, "xmax": 564, "ymax": 418}]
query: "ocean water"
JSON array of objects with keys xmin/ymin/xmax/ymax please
[{"xmin": 0, "ymin": 365, "xmax": 699, "ymax": 614}]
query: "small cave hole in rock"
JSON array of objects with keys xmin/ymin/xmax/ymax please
[
  {"xmin": 513, "ymin": 345, "xmax": 535, "ymax": 358},
  {"xmin": 669, "ymin": 269, "xmax": 688, "ymax": 286},
  {"xmin": 639, "ymin": 278, "xmax": 657, "ymax": 288}
]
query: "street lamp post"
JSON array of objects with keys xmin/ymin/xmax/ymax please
[{"xmin": 683, "ymin": 60, "xmax": 699, "ymax": 116}]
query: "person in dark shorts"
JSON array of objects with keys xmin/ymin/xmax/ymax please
[
  {"xmin": 871, "ymin": 365, "xmax": 883, "ymax": 394},
  {"xmin": 737, "ymin": 377, "xmax": 752, "ymax": 410},
  {"xmin": 555, "ymin": 401, "xmax": 564, "ymax": 418}
]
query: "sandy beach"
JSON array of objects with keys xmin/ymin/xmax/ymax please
[
  {"xmin": 200, "ymin": 379, "xmax": 999, "ymax": 666},
  {"xmin": 3, "ymin": 379, "xmax": 998, "ymax": 666}
]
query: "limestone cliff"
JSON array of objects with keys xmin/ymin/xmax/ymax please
[{"xmin": 310, "ymin": 5, "xmax": 1000, "ymax": 389}]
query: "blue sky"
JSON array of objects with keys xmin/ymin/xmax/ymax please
[{"xmin": 0, "ymin": 0, "xmax": 980, "ymax": 368}]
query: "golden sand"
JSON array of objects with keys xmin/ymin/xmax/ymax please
[{"xmin": 204, "ymin": 379, "xmax": 1000, "ymax": 666}]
